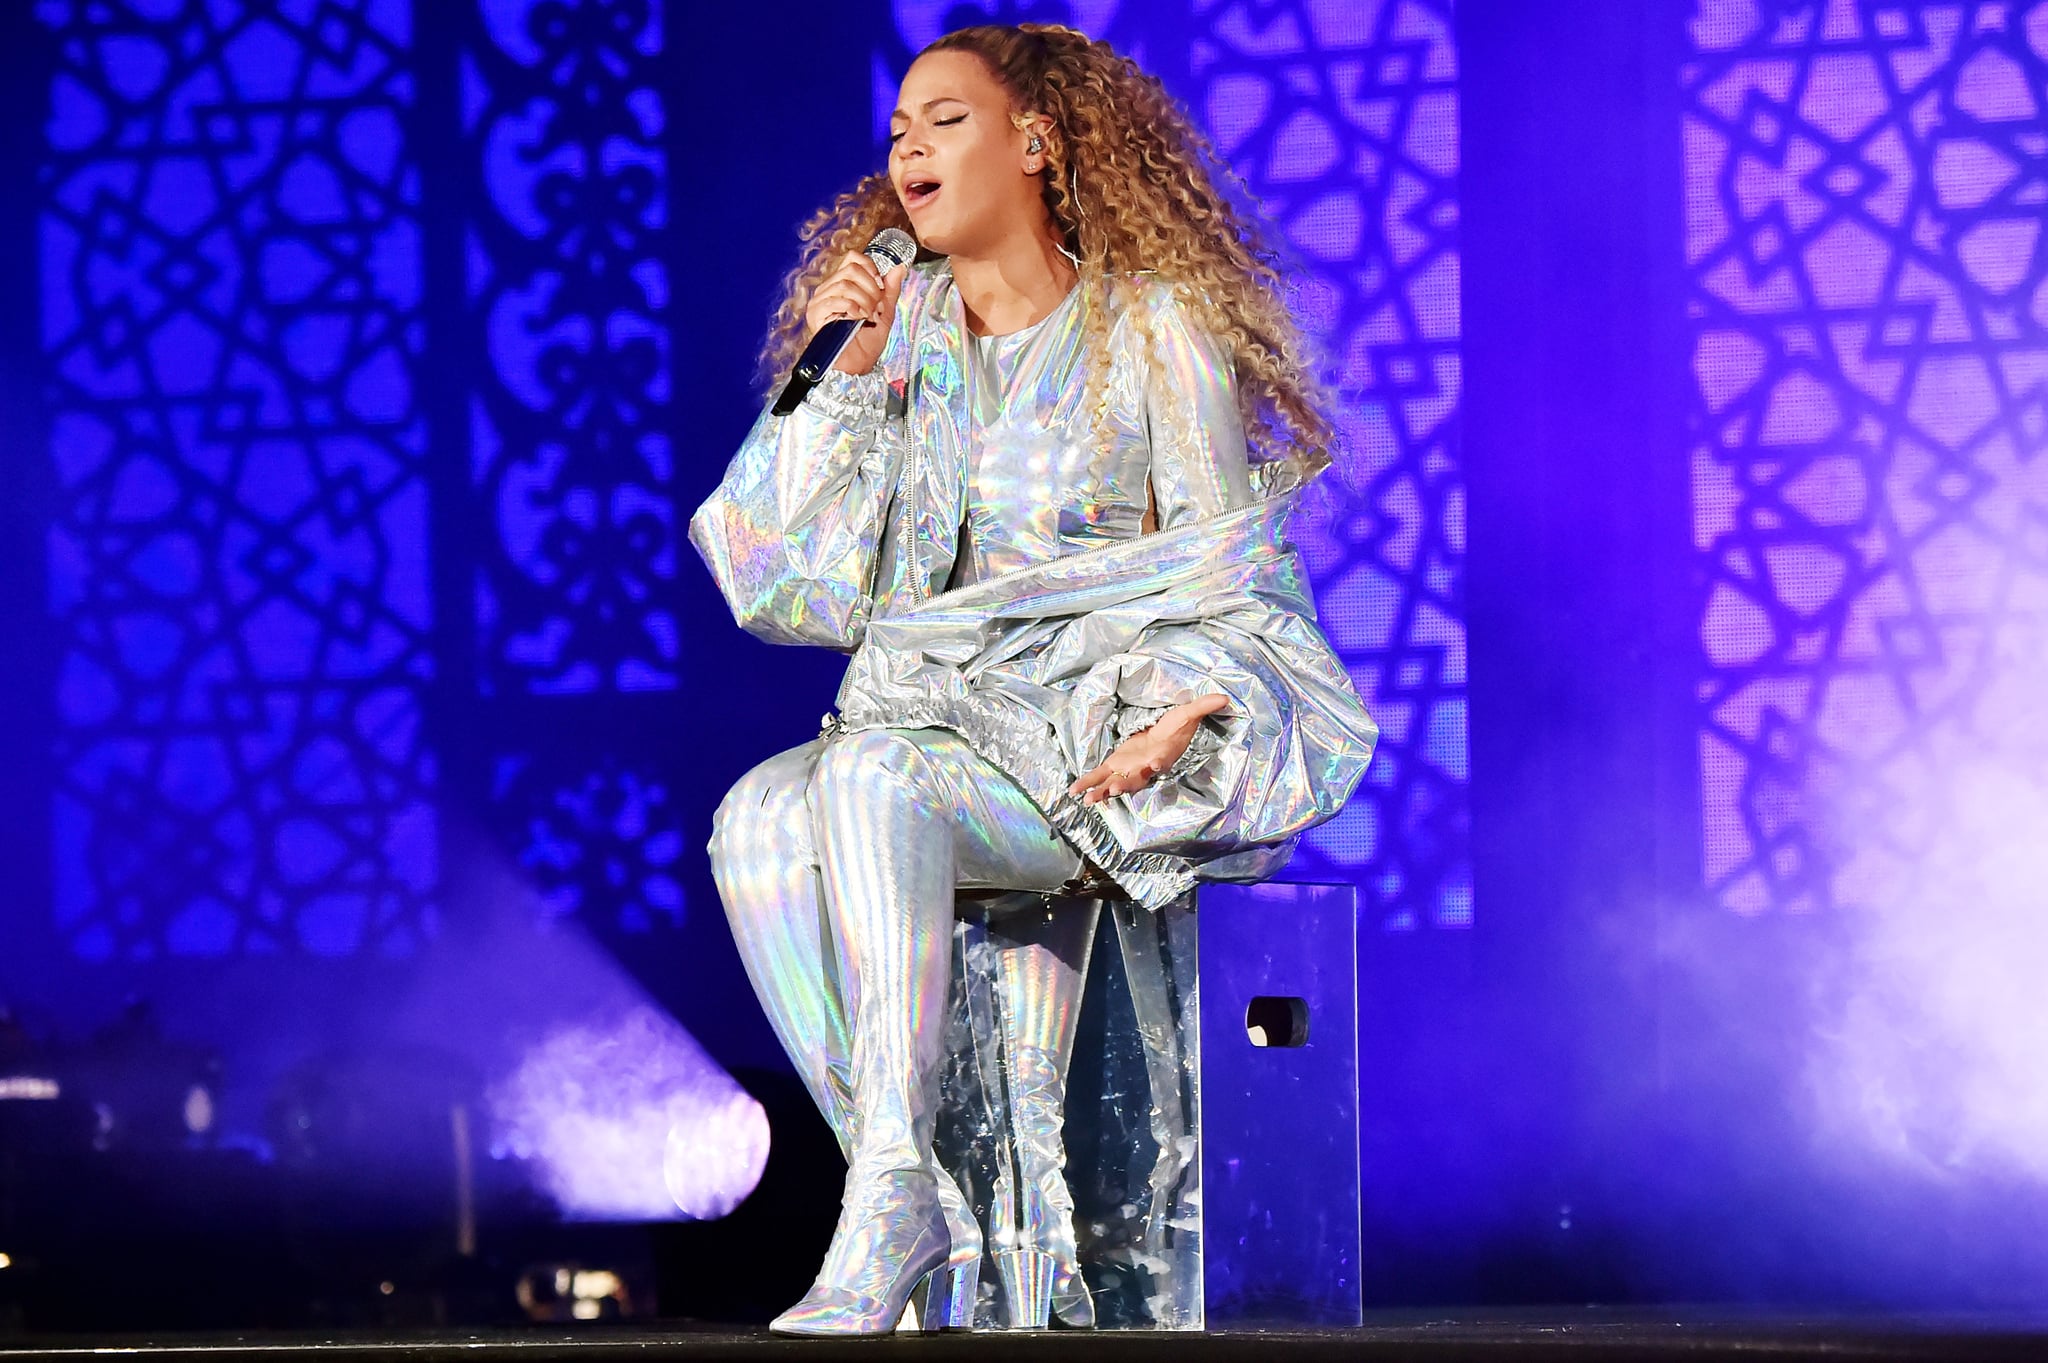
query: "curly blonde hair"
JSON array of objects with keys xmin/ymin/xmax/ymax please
[{"xmin": 756, "ymin": 22, "xmax": 1335, "ymax": 482}]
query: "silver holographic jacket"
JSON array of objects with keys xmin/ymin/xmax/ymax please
[{"xmin": 688, "ymin": 257, "xmax": 1378, "ymax": 908}]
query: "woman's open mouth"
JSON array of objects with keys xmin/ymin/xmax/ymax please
[{"xmin": 903, "ymin": 179, "xmax": 942, "ymax": 211}]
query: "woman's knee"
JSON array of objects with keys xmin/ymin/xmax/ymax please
[
  {"xmin": 812, "ymin": 726, "xmax": 944, "ymax": 812},
  {"xmin": 709, "ymin": 742, "xmax": 819, "ymax": 873}
]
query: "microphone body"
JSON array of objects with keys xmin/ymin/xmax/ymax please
[{"xmin": 772, "ymin": 228, "xmax": 918, "ymax": 416}]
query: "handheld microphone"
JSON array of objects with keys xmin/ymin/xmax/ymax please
[{"xmin": 772, "ymin": 228, "xmax": 918, "ymax": 416}]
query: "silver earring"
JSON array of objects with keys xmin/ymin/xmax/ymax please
[{"xmin": 1028, "ymin": 135, "xmax": 1044, "ymax": 153}]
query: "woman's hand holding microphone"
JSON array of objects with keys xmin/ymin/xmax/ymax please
[{"xmin": 806, "ymin": 250, "xmax": 906, "ymax": 377}]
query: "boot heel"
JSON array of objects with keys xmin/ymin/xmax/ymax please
[
  {"xmin": 1052, "ymin": 1263, "xmax": 1097, "ymax": 1330},
  {"xmin": 917, "ymin": 1255, "xmax": 980, "ymax": 1331},
  {"xmin": 995, "ymin": 1248, "xmax": 1055, "ymax": 1329}
]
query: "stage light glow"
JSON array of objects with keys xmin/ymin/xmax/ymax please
[
  {"xmin": 570, "ymin": 1270, "xmax": 621, "ymax": 1299},
  {"xmin": 182, "ymin": 1083, "xmax": 214, "ymax": 1135},
  {"xmin": 1806, "ymin": 619, "xmax": 2048, "ymax": 1181},
  {"xmin": 516, "ymin": 1260, "xmax": 636, "ymax": 1322},
  {"xmin": 487, "ymin": 1005, "xmax": 769, "ymax": 1221}
]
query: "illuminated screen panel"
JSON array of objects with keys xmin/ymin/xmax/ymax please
[
  {"xmin": 1685, "ymin": 2, "xmax": 2048, "ymax": 914},
  {"xmin": 38, "ymin": 1, "xmax": 436, "ymax": 959},
  {"xmin": 459, "ymin": 0, "xmax": 687, "ymax": 933},
  {"xmin": 463, "ymin": 0, "xmax": 680, "ymax": 698}
]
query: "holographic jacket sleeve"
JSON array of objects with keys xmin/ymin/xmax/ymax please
[{"xmin": 685, "ymin": 366, "xmax": 902, "ymax": 649}]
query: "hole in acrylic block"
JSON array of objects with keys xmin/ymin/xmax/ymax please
[{"xmin": 1244, "ymin": 995, "xmax": 1309, "ymax": 1048}]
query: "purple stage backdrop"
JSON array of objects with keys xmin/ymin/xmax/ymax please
[
  {"xmin": 40, "ymin": 0, "xmax": 437, "ymax": 961},
  {"xmin": 1684, "ymin": 0, "xmax": 2048, "ymax": 1198},
  {"xmin": 35, "ymin": 0, "xmax": 692, "ymax": 955},
  {"xmin": 1687, "ymin": 0, "xmax": 2048, "ymax": 918}
]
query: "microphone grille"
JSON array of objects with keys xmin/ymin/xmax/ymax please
[{"xmin": 867, "ymin": 228, "xmax": 917, "ymax": 271}]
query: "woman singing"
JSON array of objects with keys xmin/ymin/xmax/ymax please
[{"xmin": 688, "ymin": 22, "xmax": 1378, "ymax": 1336}]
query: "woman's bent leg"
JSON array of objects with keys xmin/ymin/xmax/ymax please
[
  {"xmin": 780, "ymin": 726, "xmax": 1083, "ymax": 1334},
  {"xmin": 706, "ymin": 739, "xmax": 854, "ymax": 1143},
  {"xmin": 710, "ymin": 736, "xmax": 983, "ymax": 1330}
]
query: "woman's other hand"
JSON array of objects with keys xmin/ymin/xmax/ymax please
[
  {"xmin": 804, "ymin": 249, "xmax": 907, "ymax": 376},
  {"xmin": 1068, "ymin": 693, "xmax": 1231, "ymax": 804}
]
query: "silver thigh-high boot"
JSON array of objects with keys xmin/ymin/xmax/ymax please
[
  {"xmin": 707, "ymin": 738, "xmax": 981, "ymax": 1331},
  {"xmin": 707, "ymin": 740, "xmax": 853, "ymax": 1137},
  {"xmin": 987, "ymin": 897, "xmax": 1102, "ymax": 1329},
  {"xmin": 767, "ymin": 728, "xmax": 973, "ymax": 1335}
]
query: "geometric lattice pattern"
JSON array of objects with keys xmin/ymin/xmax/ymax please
[
  {"xmin": 879, "ymin": 0, "xmax": 1469, "ymax": 930},
  {"xmin": 459, "ymin": 0, "xmax": 686, "ymax": 931},
  {"xmin": 37, "ymin": 0, "xmax": 436, "ymax": 959},
  {"xmin": 462, "ymin": 0, "xmax": 679, "ymax": 695},
  {"xmin": 1685, "ymin": 0, "xmax": 2048, "ymax": 914},
  {"xmin": 492, "ymin": 753, "xmax": 685, "ymax": 933}
]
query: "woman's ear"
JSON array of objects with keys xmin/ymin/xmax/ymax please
[{"xmin": 1018, "ymin": 112, "xmax": 1054, "ymax": 170}]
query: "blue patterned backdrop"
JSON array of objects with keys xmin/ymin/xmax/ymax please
[
  {"xmin": 1684, "ymin": 0, "xmax": 2048, "ymax": 916},
  {"xmin": 462, "ymin": 0, "xmax": 677, "ymax": 697},
  {"xmin": 38, "ymin": 0, "xmax": 436, "ymax": 959},
  {"xmin": 35, "ymin": 0, "xmax": 688, "ymax": 960},
  {"xmin": 456, "ymin": 0, "xmax": 686, "ymax": 934},
  {"xmin": 879, "ymin": 0, "xmax": 1469, "ymax": 931}
]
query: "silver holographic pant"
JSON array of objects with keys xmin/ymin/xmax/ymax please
[{"xmin": 707, "ymin": 726, "xmax": 1101, "ymax": 1322}]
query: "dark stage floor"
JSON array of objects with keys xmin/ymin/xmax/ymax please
[{"xmin": 3, "ymin": 1309, "xmax": 2048, "ymax": 1363}]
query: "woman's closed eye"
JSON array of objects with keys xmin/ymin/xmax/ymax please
[{"xmin": 888, "ymin": 114, "xmax": 967, "ymax": 145}]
